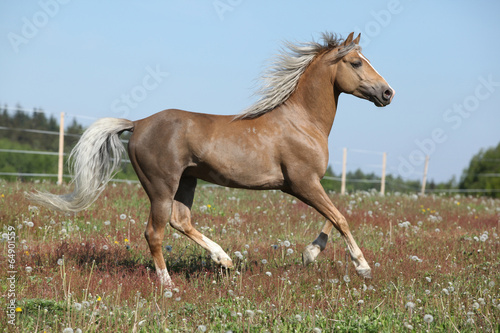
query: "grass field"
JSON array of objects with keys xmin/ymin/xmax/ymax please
[{"xmin": 0, "ymin": 180, "xmax": 499, "ymax": 332}]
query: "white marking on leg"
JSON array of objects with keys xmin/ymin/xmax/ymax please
[
  {"xmin": 202, "ymin": 235, "xmax": 232, "ymax": 265},
  {"xmin": 157, "ymin": 268, "xmax": 173, "ymax": 287}
]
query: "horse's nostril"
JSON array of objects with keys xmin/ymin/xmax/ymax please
[{"xmin": 383, "ymin": 89, "xmax": 392, "ymax": 100}]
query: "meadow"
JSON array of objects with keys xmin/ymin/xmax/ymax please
[{"xmin": 0, "ymin": 180, "xmax": 499, "ymax": 332}]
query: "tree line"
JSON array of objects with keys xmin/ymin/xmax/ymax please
[{"xmin": 1, "ymin": 105, "xmax": 498, "ymax": 197}]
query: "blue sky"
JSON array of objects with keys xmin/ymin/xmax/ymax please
[{"xmin": 1, "ymin": 1, "xmax": 500, "ymax": 183}]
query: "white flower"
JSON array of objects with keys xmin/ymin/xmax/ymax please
[
  {"xmin": 374, "ymin": 262, "xmax": 380, "ymax": 267},
  {"xmin": 295, "ymin": 314, "xmax": 302, "ymax": 321},
  {"xmin": 312, "ymin": 328, "xmax": 322, "ymax": 333},
  {"xmin": 404, "ymin": 323, "xmax": 413, "ymax": 330},
  {"xmin": 405, "ymin": 302, "xmax": 415, "ymax": 309},
  {"xmin": 245, "ymin": 309, "xmax": 255, "ymax": 318},
  {"xmin": 104, "ymin": 220, "xmax": 110, "ymax": 226},
  {"xmin": 120, "ymin": 214, "xmax": 127, "ymax": 220},
  {"xmin": 138, "ymin": 320, "xmax": 146, "ymax": 326},
  {"xmin": 265, "ymin": 271, "xmax": 272, "ymax": 277},
  {"xmin": 426, "ymin": 277, "xmax": 432, "ymax": 282},
  {"xmin": 442, "ymin": 288, "xmax": 449, "ymax": 295},
  {"xmin": 234, "ymin": 251, "xmax": 243, "ymax": 260},
  {"xmin": 472, "ymin": 302, "xmax": 479, "ymax": 309},
  {"xmin": 357, "ymin": 300, "xmax": 364, "ymax": 305},
  {"xmin": 197, "ymin": 325, "xmax": 207, "ymax": 332},
  {"xmin": 423, "ymin": 314, "xmax": 434, "ymax": 323},
  {"xmin": 172, "ymin": 233, "xmax": 180, "ymax": 239},
  {"xmin": 261, "ymin": 259, "xmax": 267, "ymax": 264},
  {"xmin": 25, "ymin": 266, "xmax": 33, "ymax": 273},
  {"xmin": 102, "ymin": 245, "xmax": 109, "ymax": 251}
]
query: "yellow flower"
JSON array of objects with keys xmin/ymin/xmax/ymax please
[
  {"xmin": 207, "ymin": 204, "xmax": 212, "ymax": 208},
  {"xmin": 114, "ymin": 241, "xmax": 119, "ymax": 244},
  {"xmin": 25, "ymin": 251, "xmax": 29, "ymax": 255},
  {"xmin": 15, "ymin": 307, "xmax": 22, "ymax": 312},
  {"xmin": 456, "ymin": 202, "xmax": 460, "ymax": 205},
  {"xmin": 1, "ymin": 194, "xmax": 4, "ymax": 198},
  {"xmin": 97, "ymin": 296, "xmax": 102, "ymax": 301},
  {"xmin": 124, "ymin": 238, "xmax": 129, "ymax": 243}
]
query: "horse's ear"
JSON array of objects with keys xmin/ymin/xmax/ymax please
[
  {"xmin": 343, "ymin": 32, "xmax": 354, "ymax": 46},
  {"xmin": 353, "ymin": 33, "xmax": 361, "ymax": 45}
]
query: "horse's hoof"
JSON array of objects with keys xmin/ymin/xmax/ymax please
[
  {"xmin": 302, "ymin": 244, "xmax": 321, "ymax": 266},
  {"xmin": 356, "ymin": 267, "xmax": 372, "ymax": 279},
  {"xmin": 219, "ymin": 257, "xmax": 234, "ymax": 269}
]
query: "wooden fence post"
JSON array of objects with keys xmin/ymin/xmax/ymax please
[
  {"xmin": 380, "ymin": 152, "xmax": 387, "ymax": 195},
  {"xmin": 341, "ymin": 148, "xmax": 347, "ymax": 195},
  {"xmin": 57, "ymin": 112, "xmax": 65, "ymax": 185},
  {"xmin": 420, "ymin": 155, "xmax": 429, "ymax": 195}
]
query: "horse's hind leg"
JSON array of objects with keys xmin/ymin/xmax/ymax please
[
  {"xmin": 171, "ymin": 177, "xmax": 233, "ymax": 268},
  {"xmin": 145, "ymin": 195, "xmax": 175, "ymax": 287}
]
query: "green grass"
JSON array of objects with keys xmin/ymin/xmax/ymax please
[{"xmin": 0, "ymin": 180, "xmax": 499, "ymax": 332}]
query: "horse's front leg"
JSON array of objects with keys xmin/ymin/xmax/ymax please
[{"xmin": 287, "ymin": 180, "xmax": 372, "ymax": 278}]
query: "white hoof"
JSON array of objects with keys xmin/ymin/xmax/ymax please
[{"xmin": 302, "ymin": 244, "xmax": 321, "ymax": 266}]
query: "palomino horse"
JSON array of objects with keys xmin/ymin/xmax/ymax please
[{"xmin": 29, "ymin": 32, "xmax": 394, "ymax": 287}]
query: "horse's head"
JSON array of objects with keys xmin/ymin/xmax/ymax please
[{"xmin": 329, "ymin": 32, "xmax": 394, "ymax": 107}]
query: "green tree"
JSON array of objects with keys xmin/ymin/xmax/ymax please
[{"xmin": 459, "ymin": 142, "xmax": 500, "ymax": 198}]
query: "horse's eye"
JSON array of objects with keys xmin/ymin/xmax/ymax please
[{"xmin": 351, "ymin": 61, "xmax": 362, "ymax": 69}]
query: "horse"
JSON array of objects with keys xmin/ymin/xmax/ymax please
[{"xmin": 29, "ymin": 32, "xmax": 394, "ymax": 287}]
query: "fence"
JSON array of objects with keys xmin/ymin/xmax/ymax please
[{"xmin": 1, "ymin": 108, "xmax": 499, "ymax": 195}]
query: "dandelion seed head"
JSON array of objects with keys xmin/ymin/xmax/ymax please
[
  {"xmin": 295, "ymin": 314, "xmax": 302, "ymax": 321},
  {"xmin": 423, "ymin": 314, "xmax": 434, "ymax": 323},
  {"xmin": 283, "ymin": 240, "xmax": 291, "ymax": 247},
  {"xmin": 405, "ymin": 302, "xmax": 415, "ymax": 309},
  {"xmin": 197, "ymin": 325, "xmax": 207, "ymax": 332},
  {"xmin": 120, "ymin": 214, "xmax": 127, "ymax": 220},
  {"xmin": 287, "ymin": 248, "xmax": 294, "ymax": 255},
  {"xmin": 265, "ymin": 271, "xmax": 272, "ymax": 277},
  {"xmin": 62, "ymin": 329, "xmax": 74, "ymax": 333},
  {"xmin": 245, "ymin": 309, "xmax": 255, "ymax": 318},
  {"xmin": 102, "ymin": 245, "xmax": 109, "ymax": 251},
  {"xmin": 104, "ymin": 220, "xmax": 110, "ymax": 226},
  {"xmin": 57, "ymin": 258, "xmax": 64, "ymax": 266},
  {"xmin": 343, "ymin": 275, "xmax": 351, "ymax": 283},
  {"xmin": 261, "ymin": 259, "xmax": 268, "ymax": 264},
  {"xmin": 25, "ymin": 266, "xmax": 33, "ymax": 273},
  {"xmin": 164, "ymin": 291, "xmax": 173, "ymax": 298}
]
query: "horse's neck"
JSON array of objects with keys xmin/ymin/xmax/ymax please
[{"xmin": 283, "ymin": 60, "xmax": 339, "ymax": 137}]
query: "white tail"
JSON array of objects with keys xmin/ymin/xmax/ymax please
[{"xmin": 27, "ymin": 118, "xmax": 134, "ymax": 212}]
